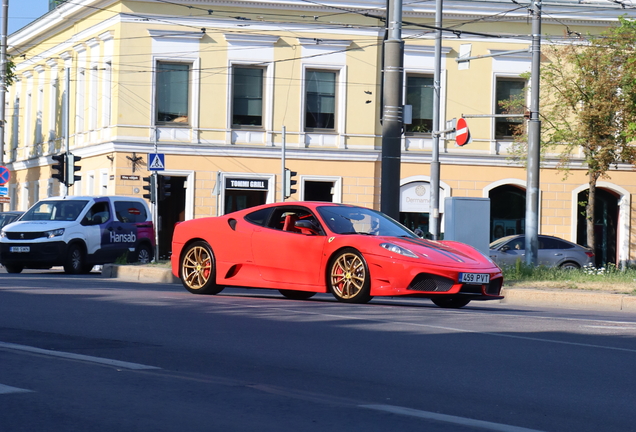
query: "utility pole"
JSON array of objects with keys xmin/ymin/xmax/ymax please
[
  {"xmin": 380, "ymin": 0, "xmax": 404, "ymax": 220},
  {"xmin": 430, "ymin": 0, "xmax": 443, "ymax": 240},
  {"xmin": 525, "ymin": 0, "xmax": 542, "ymax": 266},
  {"xmin": 0, "ymin": 0, "xmax": 8, "ymax": 211}
]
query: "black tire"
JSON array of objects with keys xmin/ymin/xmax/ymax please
[
  {"xmin": 560, "ymin": 261, "xmax": 580, "ymax": 270},
  {"xmin": 132, "ymin": 244, "xmax": 153, "ymax": 264},
  {"xmin": 64, "ymin": 244, "xmax": 85, "ymax": 274},
  {"xmin": 180, "ymin": 241, "xmax": 224, "ymax": 295},
  {"xmin": 327, "ymin": 248, "xmax": 372, "ymax": 304},
  {"xmin": 279, "ymin": 290, "xmax": 316, "ymax": 300},
  {"xmin": 431, "ymin": 297, "xmax": 471, "ymax": 309},
  {"xmin": 4, "ymin": 264, "xmax": 23, "ymax": 274}
]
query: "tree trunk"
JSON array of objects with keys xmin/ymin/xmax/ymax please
[{"xmin": 586, "ymin": 171, "xmax": 597, "ymax": 258}]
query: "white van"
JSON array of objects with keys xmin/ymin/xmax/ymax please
[{"xmin": 0, "ymin": 196, "xmax": 155, "ymax": 274}]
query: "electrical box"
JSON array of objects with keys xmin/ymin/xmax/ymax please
[{"xmin": 443, "ymin": 197, "xmax": 490, "ymax": 254}]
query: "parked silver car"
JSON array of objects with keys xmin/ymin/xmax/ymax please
[
  {"xmin": 489, "ymin": 234, "xmax": 595, "ymax": 269},
  {"xmin": 0, "ymin": 211, "xmax": 23, "ymax": 229}
]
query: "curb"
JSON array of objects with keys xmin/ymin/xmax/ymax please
[{"xmin": 102, "ymin": 265, "xmax": 636, "ymax": 312}]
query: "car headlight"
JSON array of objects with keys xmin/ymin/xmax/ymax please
[
  {"xmin": 380, "ymin": 243, "xmax": 418, "ymax": 258},
  {"xmin": 45, "ymin": 228, "xmax": 65, "ymax": 238},
  {"xmin": 0, "ymin": 230, "xmax": 5, "ymax": 239}
]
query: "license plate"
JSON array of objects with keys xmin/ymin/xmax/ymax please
[
  {"xmin": 10, "ymin": 246, "xmax": 30, "ymax": 253},
  {"xmin": 459, "ymin": 273, "xmax": 489, "ymax": 284}
]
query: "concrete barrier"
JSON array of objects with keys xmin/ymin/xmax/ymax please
[{"xmin": 102, "ymin": 264, "xmax": 178, "ymax": 284}]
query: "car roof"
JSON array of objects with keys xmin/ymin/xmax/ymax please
[{"xmin": 36, "ymin": 195, "xmax": 145, "ymax": 202}]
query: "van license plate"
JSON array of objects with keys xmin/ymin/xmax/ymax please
[
  {"xmin": 459, "ymin": 273, "xmax": 489, "ymax": 284},
  {"xmin": 10, "ymin": 246, "xmax": 30, "ymax": 253}
]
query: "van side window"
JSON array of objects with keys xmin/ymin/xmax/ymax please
[
  {"xmin": 114, "ymin": 201, "xmax": 148, "ymax": 223},
  {"xmin": 83, "ymin": 202, "xmax": 111, "ymax": 225}
]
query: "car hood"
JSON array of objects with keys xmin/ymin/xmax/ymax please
[
  {"xmin": 380, "ymin": 237, "xmax": 494, "ymax": 269},
  {"xmin": 2, "ymin": 220, "xmax": 76, "ymax": 232}
]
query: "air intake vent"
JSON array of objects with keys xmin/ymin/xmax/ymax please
[{"xmin": 408, "ymin": 274, "xmax": 454, "ymax": 292}]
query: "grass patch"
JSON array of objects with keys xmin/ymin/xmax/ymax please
[{"xmin": 502, "ymin": 261, "xmax": 636, "ymax": 294}]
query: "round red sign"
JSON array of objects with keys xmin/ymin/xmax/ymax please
[{"xmin": 455, "ymin": 118, "xmax": 470, "ymax": 146}]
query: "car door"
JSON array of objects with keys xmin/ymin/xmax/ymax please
[
  {"xmin": 494, "ymin": 236, "xmax": 525, "ymax": 266},
  {"xmin": 251, "ymin": 206, "xmax": 327, "ymax": 286}
]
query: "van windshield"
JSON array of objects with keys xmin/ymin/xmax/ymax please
[{"xmin": 22, "ymin": 200, "xmax": 89, "ymax": 222}]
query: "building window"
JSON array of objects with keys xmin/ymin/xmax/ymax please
[
  {"xmin": 156, "ymin": 62, "xmax": 190, "ymax": 124},
  {"xmin": 495, "ymin": 78, "xmax": 526, "ymax": 138},
  {"xmin": 232, "ymin": 67, "xmax": 264, "ymax": 128},
  {"xmin": 405, "ymin": 75, "xmax": 434, "ymax": 134},
  {"xmin": 305, "ymin": 70, "xmax": 336, "ymax": 130}
]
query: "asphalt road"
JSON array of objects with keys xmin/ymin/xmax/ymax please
[{"xmin": 1, "ymin": 269, "xmax": 636, "ymax": 432}]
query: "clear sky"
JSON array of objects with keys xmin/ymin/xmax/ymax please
[{"xmin": 5, "ymin": 0, "xmax": 50, "ymax": 35}]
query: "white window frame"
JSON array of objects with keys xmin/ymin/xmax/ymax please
[{"xmin": 299, "ymin": 175, "xmax": 342, "ymax": 203}]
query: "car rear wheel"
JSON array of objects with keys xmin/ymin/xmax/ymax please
[
  {"xmin": 279, "ymin": 290, "xmax": 316, "ymax": 300},
  {"xmin": 328, "ymin": 248, "xmax": 372, "ymax": 304},
  {"xmin": 180, "ymin": 241, "xmax": 224, "ymax": 295},
  {"xmin": 64, "ymin": 244, "xmax": 85, "ymax": 274},
  {"xmin": 560, "ymin": 261, "xmax": 580, "ymax": 270},
  {"xmin": 4, "ymin": 264, "xmax": 23, "ymax": 274},
  {"xmin": 133, "ymin": 244, "xmax": 153, "ymax": 264},
  {"xmin": 431, "ymin": 297, "xmax": 471, "ymax": 308}
]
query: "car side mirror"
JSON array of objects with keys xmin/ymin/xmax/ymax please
[
  {"xmin": 414, "ymin": 228, "xmax": 424, "ymax": 238},
  {"xmin": 500, "ymin": 245, "xmax": 510, "ymax": 252}
]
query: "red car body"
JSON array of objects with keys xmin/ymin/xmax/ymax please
[{"xmin": 171, "ymin": 202, "xmax": 503, "ymax": 308}]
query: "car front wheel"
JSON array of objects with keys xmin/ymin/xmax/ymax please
[
  {"xmin": 180, "ymin": 241, "xmax": 224, "ymax": 295},
  {"xmin": 4, "ymin": 264, "xmax": 23, "ymax": 274},
  {"xmin": 64, "ymin": 244, "xmax": 85, "ymax": 274},
  {"xmin": 327, "ymin": 248, "xmax": 372, "ymax": 304}
]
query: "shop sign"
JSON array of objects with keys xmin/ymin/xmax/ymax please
[{"xmin": 225, "ymin": 178, "xmax": 269, "ymax": 191}]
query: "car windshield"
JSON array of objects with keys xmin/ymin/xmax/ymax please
[
  {"xmin": 317, "ymin": 206, "xmax": 416, "ymax": 238},
  {"xmin": 21, "ymin": 200, "xmax": 89, "ymax": 222}
]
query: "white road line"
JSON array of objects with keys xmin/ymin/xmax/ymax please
[
  {"xmin": 0, "ymin": 342, "xmax": 160, "ymax": 370},
  {"xmin": 361, "ymin": 404, "xmax": 546, "ymax": 432},
  {"xmin": 0, "ymin": 383, "xmax": 33, "ymax": 395}
]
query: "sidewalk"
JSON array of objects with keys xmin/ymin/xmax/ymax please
[{"xmin": 102, "ymin": 264, "xmax": 636, "ymax": 312}]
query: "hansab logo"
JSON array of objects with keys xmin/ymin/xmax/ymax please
[{"xmin": 110, "ymin": 231, "xmax": 137, "ymax": 243}]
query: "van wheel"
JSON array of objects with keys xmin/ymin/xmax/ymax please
[
  {"xmin": 133, "ymin": 244, "xmax": 153, "ymax": 264},
  {"xmin": 4, "ymin": 264, "xmax": 24, "ymax": 274},
  {"xmin": 64, "ymin": 244, "xmax": 85, "ymax": 274}
]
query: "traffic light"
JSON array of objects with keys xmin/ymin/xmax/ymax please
[
  {"xmin": 66, "ymin": 153, "xmax": 82, "ymax": 186},
  {"xmin": 158, "ymin": 175, "xmax": 171, "ymax": 201},
  {"xmin": 142, "ymin": 174, "xmax": 157, "ymax": 204},
  {"xmin": 51, "ymin": 154, "xmax": 66, "ymax": 185},
  {"xmin": 284, "ymin": 168, "xmax": 297, "ymax": 198}
]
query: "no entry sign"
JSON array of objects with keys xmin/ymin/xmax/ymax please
[{"xmin": 455, "ymin": 118, "xmax": 470, "ymax": 146}]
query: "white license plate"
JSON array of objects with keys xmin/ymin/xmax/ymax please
[
  {"xmin": 10, "ymin": 246, "xmax": 30, "ymax": 253},
  {"xmin": 459, "ymin": 273, "xmax": 489, "ymax": 284}
]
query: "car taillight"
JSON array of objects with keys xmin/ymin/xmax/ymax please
[{"xmin": 585, "ymin": 251, "xmax": 595, "ymax": 258}]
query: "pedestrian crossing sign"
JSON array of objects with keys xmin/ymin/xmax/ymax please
[{"xmin": 148, "ymin": 153, "xmax": 165, "ymax": 171}]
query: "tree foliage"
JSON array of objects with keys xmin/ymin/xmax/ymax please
[{"xmin": 507, "ymin": 17, "xmax": 636, "ymax": 257}]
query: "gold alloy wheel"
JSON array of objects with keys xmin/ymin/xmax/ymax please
[
  {"xmin": 182, "ymin": 245, "xmax": 213, "ymax": 290},
  {"xmin": 330, "ymin": 252, "xmax": 366, "ymax": 299}
]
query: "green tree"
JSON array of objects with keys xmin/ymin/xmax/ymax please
[
  {"xmin": 509, "ymin": 17, "xmax": 636, "ymax": 257},
  {"xmin": 4, "ymin": 56, "xmax": 16, "ymax": 87}
]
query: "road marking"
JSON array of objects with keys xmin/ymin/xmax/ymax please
[
  {"xmin": 0, "ymin": 342, "xmax": 160, "ymax": 370},
  {"xmin": 361, "ymin": 404, "xmax": 546, "ymax": 432},
  {"xmin": 0, "ymin": 383, "xmax": 33, "ymax": 395}
]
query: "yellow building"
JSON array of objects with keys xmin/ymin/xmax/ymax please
[{"xmin": 3, "ymin": 0, "xmax": 636, "ymax": 262}]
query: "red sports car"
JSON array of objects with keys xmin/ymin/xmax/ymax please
[{"xmin": 171, "ymin": 202, "xmax": 503, "ymax": 308}]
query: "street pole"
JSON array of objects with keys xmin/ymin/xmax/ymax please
[
  {"xmin": 525, "ymin": 0, "xmax": 542, "ymax": 266},
  {"xmin": 380, "ymin": 0, "xmax": 403, "ymax": 220},
  {"xmin": 430, "ymin": 0, "xmax": 443, "ymax": 240},
  {"xmin": 0, "ymin": 0, "xmax": 8, "ymax": 211},
  {"xmin": 281, "ymin": 125, "xmax": 286, "ymax": 202}
]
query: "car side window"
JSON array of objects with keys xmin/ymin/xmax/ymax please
[
  {"xmin": 114, "ymin": 201, "xmax": 147, "ymax": 223},
  {"xmin": 507, "ymin": 238, "xmax": 525, "ymax": 250},
  {"xmin": 540, "ymin": 237, "xmax": 573, "ymax": 250},
  {"xmin": 82, "ymin": 202, "xmax": 111, "ymax": 226},
  {"xmin": 266, "ymin": 208, "xmax": 322, "ymax": 235},
  {"xmin": 244, "ymin": 208, "xmax": 273, "ymax": 227}
]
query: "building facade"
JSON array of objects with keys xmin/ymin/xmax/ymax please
[{"xmin": 3, "ymin": 0, "xmax": 636, "ymax": 263}]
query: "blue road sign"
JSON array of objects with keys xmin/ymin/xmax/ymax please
[
  {"xmin": 0, "ymin": 186, "xmax": 7, "ymax": 196},
  {"xmin": 148, "ymin": 153, "xmax": 165, "ymax": 171},
  {"xmin": 0, "ymin": 166, "xmax": 10, "ymax": 185}
]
